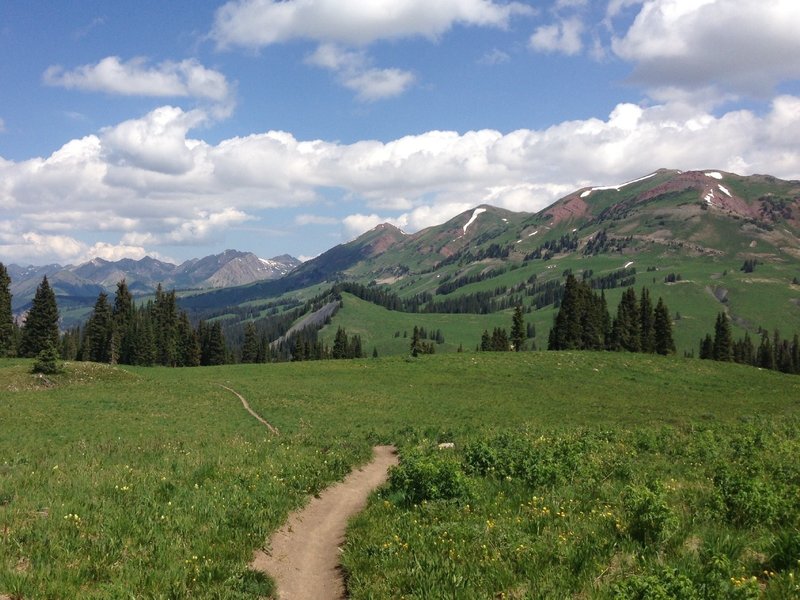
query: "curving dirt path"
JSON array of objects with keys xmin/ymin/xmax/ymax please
[
  {"xmin": 217, "ymin": 384, "xmax": 280, "ymax": 435},
  {"xmin": 251, "ymin": 445, "xmax": 398, "ymax": 600}
]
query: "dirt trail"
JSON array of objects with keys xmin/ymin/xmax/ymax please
[
  {"xmin": 217, "ymin": 384, "xmax": 280, "ymax": 435},
  {"xmin": 251, "ymin": 445, "xmax": 398, "ymax": 600}
]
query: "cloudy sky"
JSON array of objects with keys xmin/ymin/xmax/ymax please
[{"xmin": 1, "ymin": 0, "xmax": 799, "ymax": 266}]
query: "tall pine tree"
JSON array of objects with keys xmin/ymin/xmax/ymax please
[
  {"xmin": 611, "ymin": 287, "xmax": 640, "ymax": 352},
  {"xmin": 0, "ymin": 262, "xmax": 15, "ymax": 357},
  {"xmin": 19, "ymin": 276, "xmax": 60, "ymax": 358},
  {"xmin": 712, "ymin": 312, "xmax": 733, "ymax": 361},
  {"xmin": 241, "ymin": 322, "xmax": 260, "ymax": 363},
  {"xmin": 83, "ymin": 292, "xmax": 113, "ymax": 362},
  {"xmin": 510, "ymin": 304, "xmax": 525, "ymax": 351},
  {"xmin": 653, "ymin": 297, "xmax": 675, "ymax": 355}
]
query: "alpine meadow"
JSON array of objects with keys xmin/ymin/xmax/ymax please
[{"xmin": 3, "ymin": 1, "xmax": 800, "ymax": 598}]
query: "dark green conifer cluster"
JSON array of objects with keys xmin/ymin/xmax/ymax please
[
  {"xmin": 64, "ymin": 281, "xmax": 221, "ymax": 367},
  {"xmin": 699, "ymin": 312, "xmax": 800, "ymax": 374},
  {"xmin": 547, "ymin": 274, "xmax": 675, "ymax": 355}
]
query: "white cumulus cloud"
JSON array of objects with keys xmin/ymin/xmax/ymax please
[
  {"xmin": 612, "ymin": 0, "xmax": 800, "ymax": 99},
  {"xmin": 211, "ymin": 0, "xmax": 532, "ymax": 48},
  {"xmin": 3, "ymin": 96, "xmax": 800, "ymax": 263},
  {"xmin": 306, "ymin": 43, "xmax": 415, "ymax": 101},
  {"xmin": 530, "ymin": 17, "xmax": 584, "ymax": 55},
  {"xmin": 43, "ymin": 56, "xmax": 232, "ymax": 103}
]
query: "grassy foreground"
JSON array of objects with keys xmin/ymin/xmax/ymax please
[{"xmin": 1, "ymin": 353, "xmax": 799, "ymax": 598}]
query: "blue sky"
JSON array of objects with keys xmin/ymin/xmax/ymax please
[{"xmin": 1, "ymin": 0, "xmax": 799, "ymax": 266}]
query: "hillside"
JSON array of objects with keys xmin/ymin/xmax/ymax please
[{"xmin": 178, "ymin": 169, "xmax": 800, "ymax": 357}]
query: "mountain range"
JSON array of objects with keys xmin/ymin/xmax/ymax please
[
  {"xmin": 7, "ymin": 250, "xmax": 300, "ymax": 313},
  {"xmin": 173, "ymin": 168, "xmax": 800, "ymax": 356},
  {"xmin": 6, "ymin": 168, "xmax": 800, "ymax": 351}
]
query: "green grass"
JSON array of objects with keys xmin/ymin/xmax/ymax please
[{"xmin": 2, "ymin": 353, "xmax": 799, "ymax": 598}]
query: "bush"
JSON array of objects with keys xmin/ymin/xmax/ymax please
[
  {"xmin": 613, "ymin": 568, "xmax": 698, "ymax": 599},
  {"xmin": 387, "ymin": 453, "xmax": 469, "ymax": 506},
  {"xmin": 622, "ymin": 481, "xmax": 677, "ymax": 546}
]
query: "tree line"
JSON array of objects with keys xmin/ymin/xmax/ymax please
[
  {"xmin": 698, "ymin": 312, "xmax": 800, "ymax": 375},
  {"xmin": 547, "ymin": 274, "xmax": 675, "ymax": 355}
]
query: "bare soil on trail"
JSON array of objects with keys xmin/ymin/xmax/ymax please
[
  {"xmin": 217, "ymin": 384, "xmax": 280, "ymax": 435},
  {"xmin": 251, "ymin": 445, "xmax": 399, "ymax": 600}
]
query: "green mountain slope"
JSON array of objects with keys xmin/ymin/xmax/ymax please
[{"xmin": 179, "ymin": 169, "xmax": 800, "ymax": 355}]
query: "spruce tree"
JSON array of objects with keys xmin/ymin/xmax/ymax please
[
  {"xmin": 19, "ymin": 276, "xmax": 60, "ymax": 358},
  {"xmin": 490, "ymin": 327, "xmax": 510, "ymax": 351},
  {"xmin": 410, "ymin": 326, "xmax": 423, "ymax": 357},
  {"xmin": 0, "ymin": 262, "xmax": 14, "ymax": 357},
  {"xmin": 332, "ymin": 326, "xmax": 348, "ymax": 359},
  {"xmin": 201, "ymin": 321, "xmax": 226, "ymax": 366},
  {"xmin": 653, "ymin": 297, "xmax": 675, "ymax": 355},
  {"xmin": 611, "ymin": 288, "xmax": 640, "ymax": 352},
  {"xmin": 83, "ymin": 292, "xmax": 113, "ymax": 362},
  {"xmin": 32, "ymin": 339, "xmax": 62, "ymax": 375},
  {"xmin": 510, "ymin": 304, "xmax": 525, "ymax": 351},
  {"xmin": 699, "ymin": 334, "xmax": 714, "ymax": 359},
  {"xmin": 757, "ymin": 333, "xmax": 775, "ymax": 370},
  {"xmin": 480, "ymin": 329, "xmax": 490, "ymax": 351},
  {"xmin": 241, "ymin": 322, "xmax": 259, "ymax": 363},
  {"xmin": 548, "ymin": 274, "xmax": 584, "ymax": 350},
  {"xmin": 712, "ymin": 312, "xmax": 733, "ymax": 361},
  {"xmin": 176, "ymin": 311, "xmax": 200, "ymax": 367},
  {"xmin": 639, "ymin": 287, "xmax": 655, "ymax": 353},
  {"xmin": 153, "ymin": 285, "xmax": 178, "ymax": 366}
]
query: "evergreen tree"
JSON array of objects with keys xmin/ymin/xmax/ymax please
[
  {"xmin": 548, "ymin": 274, "xmax": 584, "ymax": 350},
  {"xmin": 332, "ymin": 326, "xmax": 348, "ymax": 359},
  {"xmin": 792, "ymin": 334, "xmax": 800, "ymax": 374},
  {"xmin": 350, "ymin": 334, "xmax": 363, "ymax": 359},
  {"xmin": 510, "ymin": 304, "xmax": 525, "ymax": 351},
  {"xmin": 0, "ymin": 262, "xmax": 15, "ymax": 357},
  {"xmin": 639, "ymin": 287, "xmax": 655, "ymax": 353},
  {"xmin": 83, "ymin": 292, "xmax": 113, "ymax": 362},
  {"xmin": 653, "ymin": 297, "xmax": 675, "ymax": 355},
  {"xmin": 699, "ymin": 334, "xmax": 714, "ymax": 359},
  {"xmin": 757, "ymin": 332, "xmax": 775, "ymax": 370},
  {"xmin": 611, "ymin": 288, "xmax": 640, "ymax": 352},
  {"xmin": 410, "ymin": 325, "xmax": 423, "ymax": 357},
  {"xmin": 480, "ymin": 329, "xmax": 490, "ymax": 351},
  {"xmin": 733, "ymin": 332, "xmax": 755, "ymax": 365},
  {"xmin": 176, "ymin": 312, "xmax": 201, "ymax": 367},
  {"xmin": 19, "ymin": 276, "xmax": 60, "ymax": 358},
  {"xmin": 60, "ymin": 326, "xmax": 81, "ymax": 361},
  {"xmin": 200, "ymin": 321, "xmax": 226, "ymax": 366},
  {"xmin": 153, "ymin": 285, "xmax": 178, "ymax": 366},
  {"xmin": 31, "ymin": 339, "xmax": 62, "ymax": 375},
  {"xmin": 241, "ymin": 322, "xmax": 259, "ymax": 363},
  {"xmin": 580, "ymin": 291, "xmax": 607, "ymax": 350},
  {"xmin": 113, "ymin": 280, "xmax": 134, "ymax": 325},
  {"xmin": 131, "ymin": 309, "xmax": 156, "ymax": 366},
  {"xmin": 372, "ymin": 346, "xmax": 378, "ymax": 358},
  {"xmin": 490, "ymin": 327, "xmax": 510, "ymax": 351},
  {"xmin": 712, "ymin": 312, "xmax": 733, "ymax": 361}
]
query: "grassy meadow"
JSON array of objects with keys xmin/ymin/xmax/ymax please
[{"xmin": 1, "ymin": 352, "xmax": 800, "ymax": 598}]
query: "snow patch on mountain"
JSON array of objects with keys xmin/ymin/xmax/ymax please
[
  {"xmin": 580, "ymin": 172, "xmax": 658, "ymax": 198},
  {"xmin": 463, "ymin": 208, "xmax": 487, "ymax": 234},
  {"xmin": 705, "ymin": 172, "xmax": 723, "ymax": 180}
]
